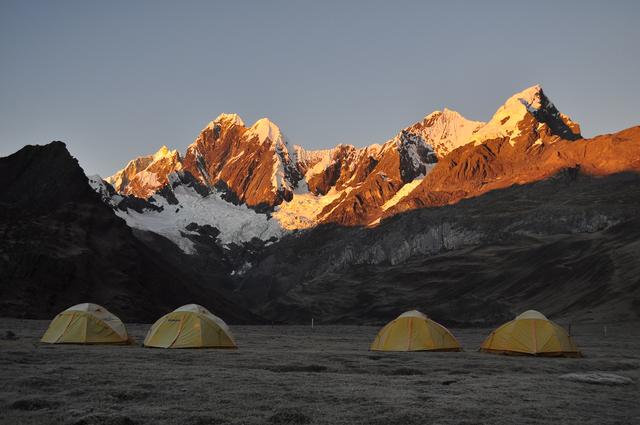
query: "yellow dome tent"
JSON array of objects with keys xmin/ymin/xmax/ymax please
[
  {"xmin": 41, "ymin": 303, "xmax": 130, "ymax": 344},
  {"xmin": 480, "ymin": 310, "xmax": 581, "ymax": 357},
  {"xmin": 143, "ymin": 304, "xmax": 237, "ymax": 349},
  {"xmin": 370, "ymin": 310, "xmax": 461, "ymax": 352}
]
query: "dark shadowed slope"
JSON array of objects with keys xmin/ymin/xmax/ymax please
[
  {"xmin": 238, "ymin": 172, "xmax": 640, "ymax": 325},
  {"xmin": 0, "ymin": 142, "xmax": 259, "ymax": 323}
]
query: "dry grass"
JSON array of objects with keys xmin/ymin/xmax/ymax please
[{"xmin": 0, "ymin": 319, "xmax": 638, "ymax": 424}]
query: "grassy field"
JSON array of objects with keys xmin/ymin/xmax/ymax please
[{"xmin": 0, "ymin": 319, "xmax": 638, "ymax": 425}]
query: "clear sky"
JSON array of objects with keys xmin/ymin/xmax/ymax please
[{"xmin": 1, "ymin": 0, "xmax": 639, "ymax": 177}]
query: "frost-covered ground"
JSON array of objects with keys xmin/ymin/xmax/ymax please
[{"xmin": 1, "ymin": 319, "xmax": 638, "ymax": 425}]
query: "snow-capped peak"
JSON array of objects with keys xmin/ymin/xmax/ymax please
[
  {"xmin": 247, "ymin": 117, "xmax": 297, "ymax": 162},
  {"xmin": 470, "ymin": 84, "xmax": 581, "ymax": 146},
  {"xmin": 204, "ymin": 113, "xmax": 246, "ymax": 131},
  {"xmin": 216, "ymin": 113, "xmax": 245, "ymax": 127},
  {"xmin": 469, "ymin": 84, "xmax": 544, "ymax": 146},
  {"xmin": 244, "ymin": 118, "xmax": 301, "ymax": 193},
  {"xmin": 247, "ymin": 118, "xmax": 284, "ymax": 145},
  {"xmin": 516, "ymin": 84, "xmax": 544, "ymax": 112},
  {"xmin": 406, "ymin": 108, "xmax": 485, "ymax": 158},
  {"xmin": 152, "ymin": 145, "xmax": 178, "ymax": 161},
  {"xmin": 423, "ymin": 107, "xmax": 466, "ymax": 121}
]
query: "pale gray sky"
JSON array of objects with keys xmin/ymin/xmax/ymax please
[{"xmin": 1, "ymin": 0, "xmax": 638, "ymax": 176}]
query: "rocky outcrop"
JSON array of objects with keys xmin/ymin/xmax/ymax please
[{"xmin": 181, "ymin": 114, "xmax": 302, "ymax": 209}]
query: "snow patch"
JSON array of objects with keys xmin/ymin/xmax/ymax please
[
  {"xmin": 87, "ymin": 175, "xmax": 123, "ymax": 206},
  {"xmin": 380, "ymin": 173, "xmax": 427, "ymax": 212},
  {"xmin": 230, "ymin": 261, "xmax": 252, "ymax": 276},
  {"xmin": 115, "ymin": 184, "xmax": 283, "ymax": 253},
  {"xmin": 87, "ymin": 174, "xmax": 108, "ymax": 193},
  {"xmin": 273, "ymin": 188, "xmax": 345, "ymax": 230}
]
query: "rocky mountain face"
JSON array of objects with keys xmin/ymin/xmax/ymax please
[
  {"xmin": 181, "ymin": 114, "xmax": 303, "ymax": 209},
  {"xmin": 108, "ymin": 114, "xmax": 305, "ymax": 210},
  {"xmin": 0, "ymin": 142, "xmax": 259, "ymax": 323}
]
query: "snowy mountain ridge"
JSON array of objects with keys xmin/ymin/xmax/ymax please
[{"xmin": 94, "ymin": 85, "xmax": 590, "ymax": 253}]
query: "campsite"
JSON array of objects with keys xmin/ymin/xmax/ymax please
[
  {"xmin": 2, "ymin": 2, "xmax": 640, "ymax": 424},
  {"xmin": 1, "ymin": 317, "xmax": 638, "ymax": 425}
]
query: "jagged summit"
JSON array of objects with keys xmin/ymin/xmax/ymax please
[
  {"xmin": 471, "ymin": 84, "xmax": 581, "ymax": 146},
  {"xmin": 205, "ymin": 113, "xmax": 245, "ymax": 130},
  {"xmin": 106, "ymin": 143, "xmax": 182, "ymax": 198},
  {"xmin": 203, "ymin": 114, "xmax": 290, "ymax": 149},
  {"xmin": 180, "ymin": 114, "xmax": 302, "ymax": 208},
  {"xmin": 154, "ymin": 145, "xmax": 170, "ymax": 158},
  {"xmin": 152, "ymin": 145, "xmax": 179, "ymax": 161}
]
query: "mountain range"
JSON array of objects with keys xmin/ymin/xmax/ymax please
[
  {"xmin": 96, "ymin": 85, "xmax": 638, "ymax": 241},
  {"xmin": 1, "ymin": 85, "xmax": 639, "ymax": 324}
]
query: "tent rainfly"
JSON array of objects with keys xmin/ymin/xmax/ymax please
[
  {"xmin": 143, "ymin": 304, "xmax": 237, "ymax": 349},
  {"xmin": 480, "ymin": 310, "xmax": 581, "ymax": 357},
  {"xmin": 41, "ymin": 303, "xmax": 130, "ymax": 344},
  {"xmin": 370, "ymin": 310, "xmax": 462, "ymax": 352}
]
